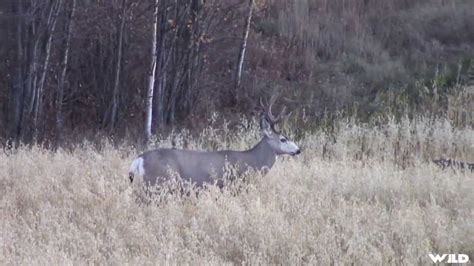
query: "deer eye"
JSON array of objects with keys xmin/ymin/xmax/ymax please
[{"xmin": 280, "ymin": 138, "xmax": 287, "ymax": 143}]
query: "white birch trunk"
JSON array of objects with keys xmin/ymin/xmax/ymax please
[
  {"xmin": 145, "ymin": 0, "xmax": 159, "ymax": 142},
  {"xmin": 233, "ymin": 0, "xmax": 255, "ymax": 102}
]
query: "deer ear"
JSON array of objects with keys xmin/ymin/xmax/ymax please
[{"xmin": 260, "ymin": 116, "xmax": 273, "ymax": 136}]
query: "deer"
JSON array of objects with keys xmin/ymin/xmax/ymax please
[{"xmin": 128, "ymin": 96, "xmax": 301, "ymax": 189}]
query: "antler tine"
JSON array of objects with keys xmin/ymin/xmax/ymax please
[
  {"xmin": 258, "ymin": 97, "xmax": 271, "ymax": 115},
  {"xmin": 259, "ymin": 93, "xmax": 288, "ymax": 125},
  {"xmin": 266, "ymin": 94, "xmax": 280, "ymax": 123},
  {"xmin": 259, "ymin": 97, "xmax": 266, "ymax": 110},
  {"xmin": 277, "ymin": 105, "xmax": 287, "ymax": 121},
  {"xmin": 258, "ymin": 97, "xmax": 269, "ymax": 120}
]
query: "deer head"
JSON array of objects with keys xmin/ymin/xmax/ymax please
[{"xmin": 259, "ymin": 95, "xmax": 300, "ymax": 156}]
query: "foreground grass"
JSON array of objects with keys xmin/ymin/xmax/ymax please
[{"xmin": 1, "ymin": 117, "xmax": 473, "ymax": 264}]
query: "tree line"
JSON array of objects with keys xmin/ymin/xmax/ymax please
[
  {"xmin": 1, "ymin": 0, "xmax": 473, "ymax": 147},
  {"xmin": 1, "ymin": 0, "xmax": 254, "ymax": 146}
]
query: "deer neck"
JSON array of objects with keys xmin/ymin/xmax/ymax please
[{"xmin": 246, "ymin": 137, "xmax": 276, "ymax": 170}]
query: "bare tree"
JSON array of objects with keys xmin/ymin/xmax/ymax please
[
  {"xmin": 31, "ymin": 0, "xmax": 63, "ymax": 141},
  {"xmin": 9, "ymin": 0, "xmax": 25, "ymax": 144},
  {"xmin": 2, "ymin": 0, "xmax": 227, "ymax": 143},
  {"xmin": 233, "ymin": 0, "xmax": 254, "ymax": 105},
  {"xmin": 107, "ymin": 0, "xmax": 128, "ymax": 131},
  {"xmin": 55, "ymin": 0, "xmax": 76, "ymax": 146},
  {"xmin": 152, "ymin": 0, "xmax": 170, "ymax": 129},
  {"xmin": 22, "ymin": 1, "xmax": 52, "ymax": 141},
  {"xmin": 145, "ymin": 0, "xmax": 159, "ymax": 142}
]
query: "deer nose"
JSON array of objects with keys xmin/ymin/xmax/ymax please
[{"xmin": 295, "ymin": 149, "xmax": 301, "ymax": 155}]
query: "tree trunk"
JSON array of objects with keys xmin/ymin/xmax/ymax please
[
  {"xmin": 109, "ymin": 0, "xmax": 127, "ymax": 131},
  {"xmin": 33, "ymin": 0, "xmax": 62, "ymax": 141},
  {"xmin": 145, "ymin": 0, "xmax": 159, "ymax": 142},
  {"xmin": 232, "ymin": 0, "xmax": 254, "ymax": 105},
  {"xmin": 153, "ymin": 1, "xmax": 167, "ymax": 130},
  {"xmin": 55, "ymin": 0, "xmax": 76, "ymax": 147},
  {"xmin": 156, "ymin": 70, "xmax": 166, "ymax": 128},
  {"xmin": 24, "ymin": 3, "xmax": 46, "ymax": 134},
  {"xmin": 10, "ymin": 0, "xmax": 25, "ymax": 144}
]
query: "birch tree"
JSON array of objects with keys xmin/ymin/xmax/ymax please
[
  {"xmin": 233, "ymin": 0, "xmax": 254, "ymax": 104},
  {"xmin": 145, "ymin": 0, "xmax": 159, "ymax": 142}
]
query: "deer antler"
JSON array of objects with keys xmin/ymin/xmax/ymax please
[{"xmin": 259, "ymin": 94, "xmax": 287, "ymax": 125}]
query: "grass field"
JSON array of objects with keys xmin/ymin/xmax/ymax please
[{"xmin": 1, "ymin": 116, "xmax": 473, "ymax": 264}]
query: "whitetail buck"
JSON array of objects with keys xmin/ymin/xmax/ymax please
[{"xmin": 129, "ymin": 97, "xmax": 301, "ymax": 188}]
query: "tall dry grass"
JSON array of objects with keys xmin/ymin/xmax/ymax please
[{"xmin": 1, "ymin": 116, "xmax": 473, "ymax": 264}]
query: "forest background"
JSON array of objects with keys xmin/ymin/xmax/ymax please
[{"xmin": 0, "ymin": 0, "xmax": 473, "ymax": 146}]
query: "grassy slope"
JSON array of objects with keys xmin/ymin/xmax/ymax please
[{"xmin": 1, "ymin": 117, "xmax": 473, "ymax": 264}]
